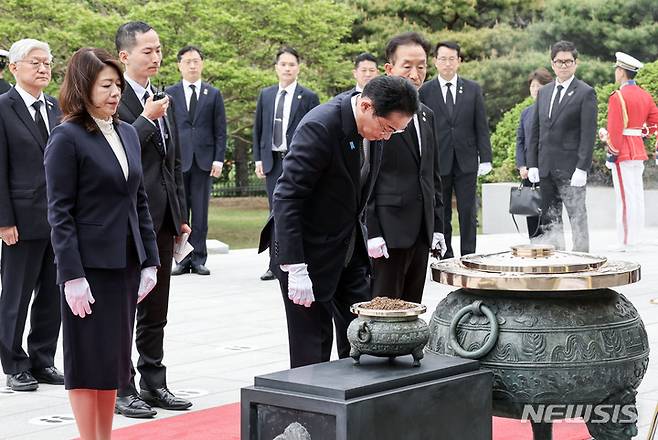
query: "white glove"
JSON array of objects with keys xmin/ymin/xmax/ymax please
[
  {"xmin": 527, "ymin": 167, "xmax": 540, "ymax": 183},
  {"xmin": 598, "ymin": 127, "xmax": 609, "ymax": 142},
  {"xmin": 431, "ymin": 232, "xmax": 447, "ymax": 257},
  {"xmin": 281, "ymin": 263, "xmax": 314, "ymax": 307},
  {"xmin": 477, "ymin": 162, "xmax": 492, "ymax": 176},
  {"xmin": 605, "ymin": 160, "xmax": 614, "ymax": 170},
  {"xmin": 367, "ymin": 237, "xmax": 389, "ymax": 259},
  {"xmin": 64, "ymin": 277, "xmax": 95, "ymax": 318},
  {"xmin": 570, "ymin": 168, "xmax": 587, "ymax": 187},
  {"xmin": 137, "ymin": 266, "xmax": 158, "ymax": 303}
]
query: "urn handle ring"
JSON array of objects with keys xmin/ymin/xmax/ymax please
[
  {"xmin": 357, "ymin": 321, "xmax": 372, "ymax": 343},
  {"xmin": 449, "ymin": 301, "xmax": 499, "ymax": 359}
]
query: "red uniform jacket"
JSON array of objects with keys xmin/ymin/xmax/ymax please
[{"xmin": 606, "ymin": 83, "xmax": 658, "ymax": 161}]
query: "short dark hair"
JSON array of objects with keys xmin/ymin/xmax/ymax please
[
  {"xmin": 527, "ymin": 67, "xmax": 553, "ymax": 87},
  {"xmin": 385, "ymin": 32, "xmax": 430, "ymax": 64},
  {"xmin": 354, "ymin": 52, "xmax": 377, "ymax": 69},
  {"xmin": 433, "ymin": 41, "xmax": 461, "ymax": 58},
  {"xmin": 115, "ymin": 21, "xmax": 153, "ymax": 53},
  {"xmin": 550, "ymin": 40, "xmax": 578, "ymax": 60},
  {"xmin": 177, "ymin": 45, "xmax": 204, "ymax": 62},
  {"xmin": 275, "ymin": 46, "xmax": 299, "ymax": 64},
  {"xmin": 59, "ymin": 47, "xmax": 125, "ymax": 132},
  {"xmin": 362, "ymin": 75, "xmax": 419, "ymax": 117}
]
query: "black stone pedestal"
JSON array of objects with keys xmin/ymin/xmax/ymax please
[{"xmin": 241, "ymin": 353, "xmax": 492, "ymax": 440}]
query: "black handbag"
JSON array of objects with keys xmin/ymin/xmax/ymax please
[{"xmin": 509, "ymin": 183, "xmax": 542, "ymax": 234}]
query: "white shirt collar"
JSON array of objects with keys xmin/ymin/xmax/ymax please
[
  {"xmin": 182, "ymin": 79, "xmax": 202, "ymax": 91},
  {"xmin": 14, "ymin": 83, "xmax": 44, "ymax": 108},
  {"xmin": 355, "ymin": 84, "xmax": 363, "ymax": 93},
  {"xmin": 555, "ymin": 75, "xmax": 575, "ymax": 90},
  {"xmin": 438, "ymin": 74, "xmax": 458, "ymax": 87},
  {"xmin": 124, "ymin": 73, "xmax": 151, "ymax": 101},
  {"xmin": 278, "ymin": 81, "xmax": 297, "ymax": 95}
]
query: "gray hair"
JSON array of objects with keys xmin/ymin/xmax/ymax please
[{"xmin": 8, "ymin": 39, "xmax": 52, "ymax": 64}]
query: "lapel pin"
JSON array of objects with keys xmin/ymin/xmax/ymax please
[
  {"xmin": 349, "ymin": 141, "xmax": 356, "ymax": 150},
  {"xmin": 422, "ymin": 116, "xmax": 427, "ymax": 122},
  {"xmin": 297, "ymin": 94, "xmax": 302, "ymax": 100},
  {"xmin": 203, "ymin": 88, "xmax": 208, "ymax": 95},
  {"xmin": 567, "ymin": 91, "xmax": 574, "ymax": 96}
]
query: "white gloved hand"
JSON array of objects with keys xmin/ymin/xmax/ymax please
[
  {"xmin": 477, "ymin": 162, "xmax": 492, "ymax": 176},
  {"xmin": 598, "ymin": 127, "xmax": 609, "ymax": 142},
  {"xmin": 367, "ymin": 237, "xmax": 389, "ymax": 259},
  {"xmin": 570, "ymin": 168, "xmax": 587, "ymax": 187},
  {"xmin": 431, "ymin": 232, "xmax": 447, "ymax": 257},
  {"xmin": 137, "ymin": 266, "xmax": 158, "ymax": 303},
  {"xmin": 64, "ymin": 277, "xmax": 95, "ymax": 318},
  {"xmin": 281, "ymin": 263, "xmax": 315, "ymax": 307},
  {"xmin": 527, "ymin": 167, "xmax": 540, "ymax": 183},
  {"xmin": 605, "ymin": 161, "xmax": 614, "ymax": 170}
]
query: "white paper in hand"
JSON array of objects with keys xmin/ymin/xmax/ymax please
[{"xmin": 173, "ymin": 232, "xmax": 194, "ymax": 263}]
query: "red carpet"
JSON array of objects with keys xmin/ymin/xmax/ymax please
[{"xmin": 109, "ymin": 402, "xmax": 592, "ymax": 439}]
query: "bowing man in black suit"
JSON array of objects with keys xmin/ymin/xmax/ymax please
[
  {"xmin": 167, "ymin": 45, "xmax": 227, "ymax": 276},
  {"xmin": 368, "ymin": 32, "xmax": 446, "ymax": 303},
  {"xmin": 419, "ymin": 41, "xmax": 493, "ymax": 258},
  {"xmin": 259, "ymin": 76, "xmax": 419, "ymax": 368},
  {"xmin": 253, "ymin": 47, "xmax": 320, "ymax": 281},
  {"xmin": 0, "ymin": 39, "xmax": 63, "ymax": 392},
  {"xmin": 114, "ymin": 21, "xmax": 191, "ymax": 418},
  {"xmin": 45, "ymin": 48, "xmax": 159, "ymax": 438},
  {"xmin": 527, "ymin": 41, "xmax": 597, "ymax": 252}
]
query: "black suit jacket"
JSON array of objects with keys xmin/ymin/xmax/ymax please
[
  {"xmin": 252, "ymin": 83, "xmax": 320, "ymax": 174},
  {"xmin": 527, "ymin": 78, "xmax": 597, "ymax": 177},
  {"xmin": 45, "ymin": 121, "xmax": 160, "ymax": 284},
  {"xmin": 260, "ymin": 94, "xmax": 383, "ymax": 301},
  {"xmin": 419, "ymin": 77, "xmax": 492, "ymax": 175},
  {"xmin": 117, "ymin": 84, "xmax": 186, "ymax": 234},
  {"xmin": 367, "ymin": 103, "xmax": 443, "ymax": 248},
  {"xmin": 0, "ymin": 88, "xmax": 62, "ymax": 240},
  {"xmin": 166, "ymin": 81, "xmax": 227, "ymax": 172}
]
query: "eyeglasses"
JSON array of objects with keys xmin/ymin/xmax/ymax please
[
  {"xmin": 181, "ymin": 58, "xmax": 202, "ymax": 65},
  {"xmin": 17, "ymin": 59, "xmax": 53, "ymax": 69},
  {"xmin": 552, "ymin": 59, "xmax": 575, "ymax": 68},
  {"xmin": 436, "ymin": 56, "xmax": 458, "ymax": 64},
  {"xmin": 376, "ymin": 115, "xmax": 405, "ymax": 134}
]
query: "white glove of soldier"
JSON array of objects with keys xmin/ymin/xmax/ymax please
[
  {"xmin": 64, "ymin": 277, "xmax": 95, "ymax": 318},
  {"xmin": 527, "ymin": 167, "xmax": 540, "ymax": 183},
  {"xmin": 477, "ymin": 162, "xmax": 492, "ymax": 176},
  {"xmin": 281, "ymin": 263, "xmax": 314, "ymax": 307},
  {"xmin": 431, "ymin": 232, "xmax": 447, "ymax": 257},
  {"xmin": 598, "ymin": 127, "xmax": 609, "ymax": 142},
  {"xmin": 137, "ymin": 266, "xmax": 158, "ymax": 303},
  {"xmin": 367, "ymin": 237, "xmax": 389, "ymax": 259},
  {"xmin": 570, "ymin": 168, "xmax": 587, "ymax": 187}
]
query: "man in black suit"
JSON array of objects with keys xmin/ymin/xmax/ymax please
[
  {"xmin": 0, "ymin": 38, "xmax": 63, "ymax": 391},
  {"xmin": 0, "ymin": 49, "xmax": 11, "ymax": 95},
  {"xmin": 260, "ymin": 76, "xmax": 419, "ymax": 368},
  {"xmin": 368, "ymin": 32, "xmax": 445, "ymax": 303},
  {"xmin": 341, "ymin": 52, "xmax": 379, "ymax": 96},
  {"xmin": 168, "ymin": 45, "xmax": 227, "ymax": 276},
  {"xmin": 114, "ymin": 21, "xmax": 192, "ymax": 418},
  {"xmin": 253, "ymin": 47, "xmax": 319, "ymax": 281},
  {"xmin": 419, "ymin": 41, "xmax": 492, "ymax": 258},
  {"xmin": 527, "ymin": 40, "xmax": 597, "ymax": 252}
]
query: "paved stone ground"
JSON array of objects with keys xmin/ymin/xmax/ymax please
[{"xmin": 0, "ymin": 229, "xmax": 656, "ymax": 439}]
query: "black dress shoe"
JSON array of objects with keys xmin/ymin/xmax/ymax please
[
  {"xmin": 260, "ymin": 269, "xmax": 276, "ymax": 281},
  {"xmin": 191, "ymin": 264, "xmax": 210, "ymax": 275},
  {"xmin": 115, "ymin": 394, "xmax": 157, "ymax": 418},
  {"xmin": 6, "ymin": 371, "xmax": 38, "ymax": 391},
  {"xmin": 141, "ymin": 387, "xmax": 192, "ymax": 410},
  {"xmin": 31, "ymin": 366, "xmax": 64, "ymax": 385},
  {"xmin": 171, "ymin": 263, "xmax": 191, "ymax": 276}
]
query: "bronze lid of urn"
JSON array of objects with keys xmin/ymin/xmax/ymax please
[{"xmin": 431, "ymin": 244, "xmax": 640, "ymax": 291}]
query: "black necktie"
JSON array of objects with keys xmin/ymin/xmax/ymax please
[
  {"xmin": 32, "ymin": 101, "xmax": 49, "ymax": 143},
  {"xmin": 143, "ymin": 90, "xmax": 165, "ymax": 153},
  {"xmin": 273, "ymin": 90, "xmax": 287, "ymax": 149},
  {"xmin": 188, "ymin": 84, "xmax": 197, "ymax": 121},
  {"xmin": 445, "ymin": 82, "xmax": 455, "ymax": 117},
  {"xmin": 550, "ymin": 84, "xmax": 564, "ymax": 119}
]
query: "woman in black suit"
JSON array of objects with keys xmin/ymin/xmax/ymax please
[{"xmin": 44, "ymin": 48, "xmax": 159, "ymax": 439}]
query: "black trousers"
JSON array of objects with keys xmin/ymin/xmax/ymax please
[
  {"xmin": 539, "ymin": 170, "xmax": 589, "ymax": 252},
  {"xmin": 182, "ymin": 160, "xmax": 212, "ymax": 267},
  {"xmin": 265, "ymin": 152, "xmax": 286, "ymax": 208},
  {"xmin": 0, "ymin": 238, "xmax": 60, "ymax": 374},
  {"xmin": 441, "ymin": 167, "xmax": 478, "ymax": 258},
  {"xmin": 119, "ymin": 217, "xmax": 176, "ymax": 396},
  {"xmin": 371, "ymin": 232, "xmax": 429, "ymax": 303},
  {"xmin": 277, "ymin": 246, "xmax": 371, "ymax": 368}
]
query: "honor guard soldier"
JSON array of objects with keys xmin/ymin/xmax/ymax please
[{"xmin": 599, "ymin": 52, "xmax": 658, "ymax": 249}]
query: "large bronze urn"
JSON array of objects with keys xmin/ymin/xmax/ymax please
[{"xmin": 427, "ymin": 245, "xmax": 649, "ymax": 440}]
